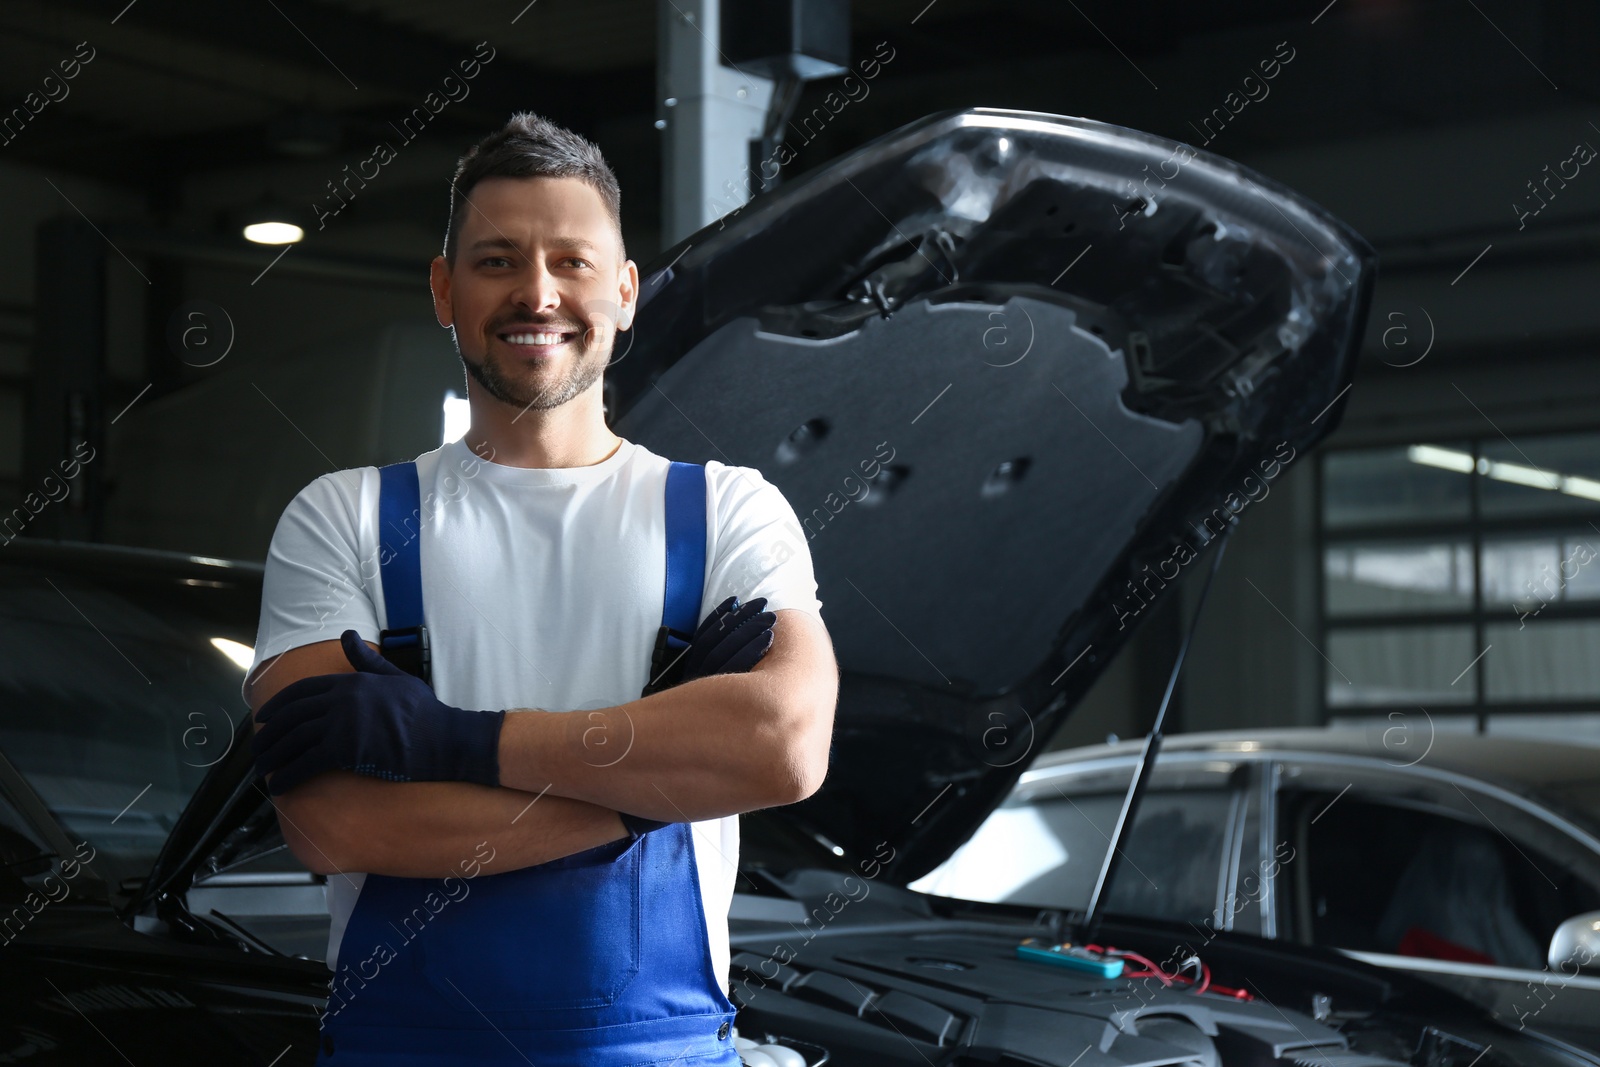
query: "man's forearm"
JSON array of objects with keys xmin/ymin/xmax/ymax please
[
  {"xmin": 496, "ymin": 669, "xmax": 828, "ymax": 823},
  {"xmin": 273, "ymin": 771, "xmax": 627, "ymax": 879}
]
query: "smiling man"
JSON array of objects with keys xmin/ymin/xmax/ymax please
[{"xmin": 242, "ymin": 112, "xmax": 838, "ymax": 1066}]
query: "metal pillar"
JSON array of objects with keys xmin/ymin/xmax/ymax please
[
  {"xmin": 658, "ymin": 0, "xmax": 775, "ymax": 245},
  {"xmin": 21, "ymin": 216, "xmax": 105, "ymax": 543}
]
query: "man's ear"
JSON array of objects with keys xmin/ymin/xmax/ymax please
[
  {"xmin": 429, "ymin": 255, "xmax": 454, "ymax": 328},
  {"xmin": 616, "ymin": 259, "xmax": 640, "ymax": 332}
]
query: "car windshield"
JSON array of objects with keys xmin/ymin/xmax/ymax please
[
  {"xmin": 0, "ymin": 551, "xmax": 259, "ymax": 889},
  {"xmin": 906, "ymin": 756, "xmax": 1267, "ymax": 931}
]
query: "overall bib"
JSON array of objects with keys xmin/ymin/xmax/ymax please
[{"xmin": 313, "ymin": 460, "xmax": 742, "ymax": 1067}]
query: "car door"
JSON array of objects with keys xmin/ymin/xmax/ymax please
[
  {"xmin": 909, "ymin": 753, "xmax": 1268, "ymax": 933},
  {"xmin": 1273, "ymin": 755, "xmax": 1600, "ymax": 1050}
]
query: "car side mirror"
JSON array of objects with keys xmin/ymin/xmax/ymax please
[{"xmin": 1547, "ymin": 911, "xmax": 1600, "ymax": 972}]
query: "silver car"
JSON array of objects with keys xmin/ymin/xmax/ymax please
[{"xmin": 911, "ymin": 727, "xmax": 1600, "ymax": 1050}]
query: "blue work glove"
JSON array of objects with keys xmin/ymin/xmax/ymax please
[
  {"xmin": 624, "ymin": 596, "xmax": 777, "ymax": 839},
  {"xmin": 251, "ymin": 629, "xmax": 504, "ymax": 797},
  {"xmin": 683, "ymin": 595, "xmax": 778, "ymax": 679},
  {"xmin": 641, "ymin": 595, "xmax": 778, "ymax": 698}
]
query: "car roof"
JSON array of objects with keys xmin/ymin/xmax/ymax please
[{"xmin": 1033, "ymin": 727, "xmax": 1600, "ymax": 791}]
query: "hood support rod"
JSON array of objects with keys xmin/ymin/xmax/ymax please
[{"xmin": 1079, "ymin": 523, "xmax": 1234, "ymax": 944}]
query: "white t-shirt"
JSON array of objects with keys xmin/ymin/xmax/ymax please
[{"xmin": 244, "ymin": 435, "xmax": 823, "ymax": 989}]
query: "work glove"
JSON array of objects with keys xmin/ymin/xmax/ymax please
[
  {"xmin": 623, "ymin": 596, "xmax": 778, "ymax": 840},
  {"xmin": 641, "ymin": 594, "xmax": 778, "ymax": 698},
  {"xmin": 250, "ymin": 629, "xmax": 504, "ymax": 796}
]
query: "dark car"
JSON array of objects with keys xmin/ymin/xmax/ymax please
[
  {"xmin": 4, "ymin": 107, "xmax": 1593, "ymax": 1067},
  {"xmin": 0, "ymin": 541, "xmax": 329, "ymax": 1064},
  {"xmin": 911, "ymin": 729, "xmax": 1600, "ymax": 1050}
]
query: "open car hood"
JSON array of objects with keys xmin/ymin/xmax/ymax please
[
  {"xmin": 145, "ymin": 108, "xmax": 1374, "ymax": 908},
  {"xmin": 610, "ymin": 107, "xmax": 1375, "ymax": 883}
]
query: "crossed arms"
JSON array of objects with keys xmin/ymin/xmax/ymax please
[{"xmin": 244, "ymin": 609, "xmax": 838, "ymax": 880}]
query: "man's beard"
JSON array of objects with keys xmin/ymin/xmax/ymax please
[{"xmin": 457, "ymin": 328, "xmax": 611, "ymax": 412}]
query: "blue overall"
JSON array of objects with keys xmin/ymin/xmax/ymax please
[{"xmin": 313, "ymin": 460, "xmax": 741, "ymax": 1066}]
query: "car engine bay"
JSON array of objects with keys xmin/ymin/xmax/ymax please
[{"xmin": 725, "ymin": 870, "xmax": 1591, "ymax": 1067}]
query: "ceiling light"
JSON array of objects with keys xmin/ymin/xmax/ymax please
[
  {"xmin": 1408, "ymin": 444, "xmax": 1600, "ymax": 503},
  {"xmin": 1406, "ymin": 444, "xmax": 1473, "ymax": 473},
  {"xmin": 243, "ymin": 221, "xmax": 304, "ymax": 245},
  {"xmin": 1484, "ymin": 460, "xmax": 1561, "ymax": 491},
  {"xmin": 239, "ymin": 193, "xmax": 306, "ymax": 245},
  {"xmin": 1562, "ymin": 476, "xmax": 1600, "ymax": 502}
]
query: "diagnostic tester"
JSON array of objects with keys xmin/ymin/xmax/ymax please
[{"xmin": 1015, "ymin": 939, "xmax": 1125, "ymax": 979}]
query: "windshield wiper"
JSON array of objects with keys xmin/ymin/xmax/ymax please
[
  {"xmin": 1079, "ymin": 524, "xmax": 1233, "ymax": 944},
  {"xmin": 204, "ymin": 908, "xmax": 285, "ymax": 958}
]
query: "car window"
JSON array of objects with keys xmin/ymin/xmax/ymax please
[
  {"xmin": 910, "ymin": 760, "xmax": 1241, "ymax": 925},
  {"xmin": 1280, "ymin": 772, "xmax": 1600, "ymax": 970},
  {"xmin": 0, "ymin": 559, "xmax": 257, "ymax": 889},
  {"xmin": 1543, "ymin": 781, "xmax": 1600, "ymax": 841},
  {"xmin": 1102, "ymin": 788, "xmax": 1237, "ymax": 922}
]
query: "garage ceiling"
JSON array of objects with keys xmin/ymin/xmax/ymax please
[
  {"xmin": 0, "ymin": 0, "xmax": 1594, "ymax": 260},
  {"xmin": 9, "ymin": 0, "xmax": 1585, "ymax": 186}
]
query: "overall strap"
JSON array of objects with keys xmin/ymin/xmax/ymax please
[
  {"xmin": 661, "ymin": 461, "xmax": 707, "ymax": 651},
  {"xmin": 377, "ymin": 461, "xmax": 430, "ymax": 685}
]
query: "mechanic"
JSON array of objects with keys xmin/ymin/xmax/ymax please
[{"xmin": 241, "ymin": 112, "xmax": 839, "ymax": 1066}]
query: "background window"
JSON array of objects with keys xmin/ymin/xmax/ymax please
[
  {"xmin": 1320, "ymin": 433, "xmax": 1600, "ymax": 737},
  {"xmin": 1325, "ymin": 540, "xmax": 1474, "ymax": 616},
  {"xmin": 1325, "ymin": 626, "xmax": 1477, "ymax": 706},
  {"xmin": 1323, "ymin": 445, "xmax": 1473, "ymax": 529}
]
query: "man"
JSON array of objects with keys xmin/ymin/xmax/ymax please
[{"xmin": 242, "ymin": 112, "xmax": 838, "ymax": 1066}]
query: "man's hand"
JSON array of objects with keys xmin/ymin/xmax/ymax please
[
  {"xmin": 626, "ymin": 595, "xmax": 778, "ymax": 837},
  {"xmin": 642, "ymin": 595, "xmax": 777, "ymax": 697},
  {"xmin": 251, "ymin": 629, "xmax": 504, "ymax": 796}
]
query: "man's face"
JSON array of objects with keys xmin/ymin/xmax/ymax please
[{"xmin": 429, "ymin": 175, "xmax": 637, "ymax": 413}]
